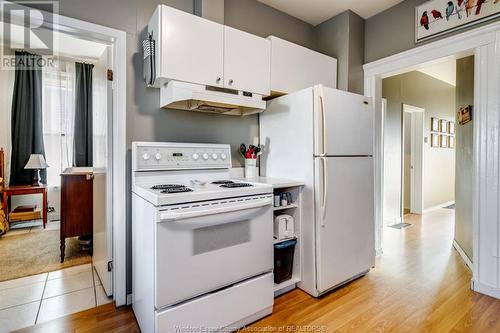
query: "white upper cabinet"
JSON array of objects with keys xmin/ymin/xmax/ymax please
[
  {"xmin": 148, "ymin": 5, "xmax": 270, "ymax": 96},
  {"xmin": 149, "ymin": 5, "xmax": 224, "ymax": 88},
  {"xmin": 223, "ymin": 26, "xmax": 270, "ymax": 96},
  {"xmin": 268, "ymin": 36, "xmax": 337, "ymax": 95}
]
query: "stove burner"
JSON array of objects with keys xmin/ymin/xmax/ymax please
[
  {"xmin": 151, "ymin": 184, "xmax": 185, "ymax": 190},
  {"xmin": 211, "ymin": 180, "xmax": 234, "ymax": 185},
  {"xmin": 161, "ymin": 187, "xmax": 193, "ymax": 194},
  {"xmin": 220, "ymin": 183, "xmax": 254, "ymax": 188}
]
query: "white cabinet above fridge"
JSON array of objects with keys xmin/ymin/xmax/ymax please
[{"xmin": 267, "ymin": 36, "xmax": 337, "ymax": 96}]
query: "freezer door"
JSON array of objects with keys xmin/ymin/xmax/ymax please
[
  {"xmin": 314, "ymin": 86, "xmax": 373, "ymax": 156},
  {"xmin": 314, "ymin": 156, "xmax": 374, "ymax": 294}
]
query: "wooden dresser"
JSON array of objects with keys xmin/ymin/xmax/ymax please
[{"xmin": 60, "ymin": 170, "xmax": 93, "ymax": 262}]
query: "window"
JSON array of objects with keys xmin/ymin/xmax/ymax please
[{"xmin": 42, "ymin": 60, "xmax": 75, "ymax": 187}]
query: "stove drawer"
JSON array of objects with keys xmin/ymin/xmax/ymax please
[
  {"xmin": 156, "ymin": 273, "xmax": 273, "ymax": 333},
  {"xmin": 155, "ymin": 195, "xmax": 273, "ymax": 308}
]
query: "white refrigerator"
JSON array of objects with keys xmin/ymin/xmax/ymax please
[{"xmin": 260, "ymin": 85, "xmax": 375, "ymax": 297}]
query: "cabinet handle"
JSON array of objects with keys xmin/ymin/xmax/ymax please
[
  {"xmin": 216, "ymin": 77, "xmax": 221, "ymax": 84},
  {"xmin": 228, "ymin": 79, "xmax": 234, "ymax": 85}
]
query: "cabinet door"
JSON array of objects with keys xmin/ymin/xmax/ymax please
[
  {"xmin": 223, "ymin": 26, "xmax": 270, "ymax": 95},
  {"xmin": 159, "ymin": 5, "xmax": 224, "ymax": 87},
  {"xmin": 268, "ymin": 36, "xmax": 337, "ymax": 94}
]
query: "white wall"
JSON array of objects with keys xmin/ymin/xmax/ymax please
[{"xmin": 383, "ymin": 70, "xmax": 456, "ymax": 221}]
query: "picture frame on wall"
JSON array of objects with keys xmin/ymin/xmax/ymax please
[
  {"xmin": 440, "ymin": 119, "xmax": 448, "ymax": 133},
  {"xmin": 448, "ymin": 121, "xmax": 455, "ymax": 134},
  {"xmin": 448, "ymin": 136, "xmax": 455, "ymax": 148},
  {"xmin": 440, "ymin": 135, "xmax": 448, "ymax": 148},
  {"xmin": 458, "ymin": 105, "xmax": 472, "ymax": 125},
  {"xmin": 431, "ymin": 133, "xmax": 440, "ymax": 147},
  {"xmin": 431, "ymin": 117, "xmax": 440, "ymax": 132},
  {"xmin": 416, "ymin": 0, "xmax": 500, "ymax": 42}
]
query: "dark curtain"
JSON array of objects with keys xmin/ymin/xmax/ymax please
[
  {"xmin": 9, "ymin": 51, "xmax": 46, "ymax": 185},
  {"xmin": 73, "ymin": 62, "xmax": 94, "ymax": 167}
]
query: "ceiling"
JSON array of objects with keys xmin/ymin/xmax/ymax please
[
  {"xmin": 256, "ymin": 0, "xmax": 405, "ymax": 25},
  {"xmin": 417, "ymin": 60, "xmax": 456, "ymax": 86}
]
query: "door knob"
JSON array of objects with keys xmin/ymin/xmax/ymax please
[
  {"xmin": 216, "ymin": 77, "xmax": 221, "ymax": 84},
  {"xmin": 228, "ymin": 79, "xmax": 234, "ymax": 85}
]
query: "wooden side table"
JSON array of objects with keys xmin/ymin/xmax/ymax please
[{"xmin": 1, "ymin": 185, "xmax": 48, "ymax": 228}]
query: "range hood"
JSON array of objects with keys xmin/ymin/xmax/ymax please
[{"xmin": 160, "ymin": 81, "xmax": 266, "ymax": 116}]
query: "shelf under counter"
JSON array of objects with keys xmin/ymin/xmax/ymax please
[{"xmin": 273, "ymin": 203, "xmax": 298, "ymax": 211}]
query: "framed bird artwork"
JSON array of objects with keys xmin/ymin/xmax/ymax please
[{"xmin": 416, "ymin": 0, "xmax": 500, "ymax": 42}]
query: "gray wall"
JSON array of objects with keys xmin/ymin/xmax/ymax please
[
  {"xmin": 455, "ymin": 56, "xmax": 474, "ymax": 261},
  {"xmin": 365, "ymin": 0, "xmax": 500, "ymax": 63},
  {"xmin": 224, "ymin": 0, "xmax": 316, "ymax": 49},
  {"xmin": 316, "ymin": 10, "xmax": 365, "ymax": 94},
  {"xmin": 382, "ymin": 71, "xmax": 456, "ymax": 222}
]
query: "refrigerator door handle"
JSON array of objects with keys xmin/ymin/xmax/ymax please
[
  {"xmin": 320, "ymin": 156, "xmax": 328, "ymax": 226},
  {"xmin": 319, "ymin": 87, "xmax": 327, "ymax": 156}
]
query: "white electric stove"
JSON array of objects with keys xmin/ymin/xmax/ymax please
[{"xmin": 131, "ymin": 142, "xmax": 274, "ymax": 333}]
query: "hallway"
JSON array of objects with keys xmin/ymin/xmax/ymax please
[{"xmin": 249, "ymin": 209, "xmax": 500, "ymax": 332}]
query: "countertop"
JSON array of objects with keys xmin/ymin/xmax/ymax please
[{"xmin": 245, "ymin": 177, "xmax": 305, "ymax": 189}]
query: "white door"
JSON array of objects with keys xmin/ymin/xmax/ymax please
[
  {"xmin": 93, "ymin": 46, "xmax": 113, "ymax": 296},
  {"xmin": 402, "ymin": 104, "xmax": 424, "ymax": 215},
  {"xmin": 314, "ymin": 156, "xmax": 374, "ymax": 293},
  {"xmin": 223, "ymin": 26, "xmax": 270, "ymax": 95},
  {"xmin": 314, "ymin": 86, "xmax": 373, "ymax": 156},
  {"xmin": 158, "ymin": 5, "xmax": 224, "ymax": 87}
]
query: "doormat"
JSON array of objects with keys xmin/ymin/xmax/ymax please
[
  {"xmin": 388, "ymin": 223, "xmax": 412, "ymax": 229},
  {"xmin": 444, "ymin": 204, "xmax": 455, "ymax": 209}
]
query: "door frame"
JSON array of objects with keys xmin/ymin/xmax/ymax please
[
  {"xmin": 401, "ymin": 104, "xmax": 424, "ymax": 215},
  {"xmin": 364, "ymin": 22, "xmax": 500, "ymax": 298},
  {"xmin": 0, "ymin": 3, "xmax": 128, "ymax": 306}
]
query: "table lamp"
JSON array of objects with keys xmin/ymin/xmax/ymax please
[{"xmin": 24, "ymin": 154, "xmax": 49, "ymax": 186}]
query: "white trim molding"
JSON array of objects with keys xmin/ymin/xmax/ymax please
[
  {"xmin": 364, "ymin": 21, "xmax": 500, "ymax": 299},
  {"xmin": 453, "ymin": 240, "xmax": 473, "ymax": 271}
]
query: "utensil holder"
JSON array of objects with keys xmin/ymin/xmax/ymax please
[{"xmin": 244, "ymin": 159, "xmax": 258, "ymax": 179}]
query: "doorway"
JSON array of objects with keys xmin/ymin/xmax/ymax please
[
  {"xmin": 0, "ymin": 3, "xmax": 127, "ymax": 330},
  {"xmin": 363, "ymin": 23, "xmax": 500, "ymax": 299}
]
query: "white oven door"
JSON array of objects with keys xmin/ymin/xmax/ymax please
[{"xmin": 154, "ymin": 194, "xmax": 273, "ymax": 309}]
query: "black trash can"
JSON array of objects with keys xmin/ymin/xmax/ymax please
[{"xmin": 274, "ymin": 239, "xmax": 297, "ymax": 284}]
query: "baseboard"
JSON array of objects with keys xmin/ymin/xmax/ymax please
[
  {"xmin": 452, "ymin": 240, "xmax": 473, "ymax": 271},
  {"xmin": 423, "ymin": 200, "xmax": 455, "ymax": 213},
  {"xmin": 472, "ymin": 280, "xmax": 500, "ymax": 299}
]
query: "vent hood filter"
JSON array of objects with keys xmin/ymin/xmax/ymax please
[{"xmin": 160, "ymin": 81, "xmax": 266, "ymax": 116}]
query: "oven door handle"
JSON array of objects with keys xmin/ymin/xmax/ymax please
[{"xmin": 159, "ymin": 198, "xmax": 271, "ymax": 223}]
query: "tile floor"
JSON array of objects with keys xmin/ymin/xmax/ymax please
[{"xmin": 0, "ymin": 263, "xmax": 112, "ymax": 332}]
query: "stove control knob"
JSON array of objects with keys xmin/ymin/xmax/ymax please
[
  {"xmin": 192, "ymin": 153, "xmax": 200, "ymax": 160},
  {"xmin": 142, "ymin": 153, "xmax": 150, "ymax": 160},
  {"xmin": 202, "ymin": 153, "xmax": 209, "ymax": 160},
  {"xmin": 212, "ymin": 153, "xmax": 218, "ymax": 160},
  {"xmin": 220, "ymin": 153, "xmax": 227, "ymax": 160},
  {"xmin": 154, "ymin": 153, "xmax": 162, "ymax": 161}
]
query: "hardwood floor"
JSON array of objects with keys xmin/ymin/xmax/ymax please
[
  {"xmin": 17, "ymin": 209, "xmax": 500, "ymax": 332},
  {"xmin": 248, "ymin": 209, "xmax": 500, "ymax": 333},
  {"xmin": 13, "ymin": 303, "xmax": 139, "ymax": 333}
]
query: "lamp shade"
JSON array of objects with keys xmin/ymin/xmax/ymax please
[{"xmin": 24, "ymin": 154, "xmax": 49, "ymax": 169}]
